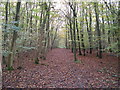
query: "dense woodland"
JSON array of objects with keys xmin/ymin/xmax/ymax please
[{"xmin": 1, "ymin": 0, "xmax": 120, "ymax": 88}]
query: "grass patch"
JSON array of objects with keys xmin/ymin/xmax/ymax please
[
  {"xmin": 112, "ymin": 74, "xmax": 119, "ymax": 77},
  {"xmin": 35, "ymin": 60, "xmax": 39, "ymax": 64},
  {"xmin": 7, "ymin": 66, "xmax": 14, "ymax": 70},
  {"xmin": 34, "ymin": 58, "xmax": 39, "ymax": 64},
  {"xmin": 74, "ymin": 60, "xmax": 82, "ymax": 63}
]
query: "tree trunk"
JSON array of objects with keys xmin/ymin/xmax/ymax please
[
  {"xmin": 65, "ymin": 27, "xmax": 68, "ymax": 49},
  {"xmin": 7, "ymin": 0, "xmax": 21, "ymax": 70},
  {"xmin": 68, "ymin": 2, "xmax": 77, "ymax": 61},
  {"xmin": 76, "ymin": 19, "xmax": 82, "ymax": 55},
  {"xmin": 118, "ymin": 1, "xmax": 120, "ymax": 59},
  {"xmin": 101, "ymin": 4, "xmax": 105, "ymax": 50},
  {"xmin": 105, "ymin": 8, "xmax": 111, "ymax": 46},
  {"xmin": 73, "ymin": 5, "xmax": 77, "ymax": 61},
  {"xmin": 89, "ymin": 5, "xmax": 93, "ymax": 54},
  {"xmin": 94, "ymin": 2, "xmax": 102, "ymax": 59},
  {"xmin": 80, "ymin": 3, "xmax": 85, "ymax": 56},
  {"xmin": 30, "ymin": 4, "xmax": 33, "ymax": 46},
  {"xmin": 3, "ymin": 1, "xmax": 9, "ymax": 64},
  {"xmin": 85, "ymin": 5, "xmax": 93, "ymax": 54},
  {"xmin": 69, "ymin": 18, "xmax": 74, "ymax": 53}
]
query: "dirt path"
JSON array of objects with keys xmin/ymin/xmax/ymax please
[{"xmin": 2, "ymin": 48, "xmax": 119, "ymax": 88}]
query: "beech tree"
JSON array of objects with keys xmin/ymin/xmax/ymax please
[
  {"xmin": 94, "ymin": 2, "xmax": 102, "ymax": 58},
  {"xmin": 1, "ymin": 1, "xmax": 119, "ymax": 71},
  {"xmin": 68, "ymin": 2, "xmax": 77, "ymax": 61},
  {"xmin": 7, "ymin": 0, "xmax": 21, "ymax": 70},
  {"xmin": 3, "ymin": 1, "xmax": 9, "ymax": 64},
  {"xmin": 80, "ymin": 2, "xmax": 86, "ymax": 56}
]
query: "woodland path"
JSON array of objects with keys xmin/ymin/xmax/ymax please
[{"xmin": 2, "ymin": 48, "xmax": 119, "ymax": 88}]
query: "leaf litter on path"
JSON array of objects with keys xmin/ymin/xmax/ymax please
[{"xmin": 2, "ymin": 48, "xmax": 119, "ymax": 88}]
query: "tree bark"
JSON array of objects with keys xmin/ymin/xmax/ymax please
[
  {"xmin": 94, "ymin": 2, "xmax": 102, "ymax": 59},
  {"xmin": 3, "ymin": 0, "xmax": 9, "ymax": 64},
  {"xmin": 73, "ymin": 4, "xmax": 77, "ymax": 61},
  {"xmin": 85, "ymin": 5, "xmax": 93, "ymax": 54},
  {"xmin": 7, "ymin": 0, "xmax": 21, "ymax": 69},
  {"xmin": 80, "ymin": 3, "xmax": 86, "ymax": 56},
  {"xmin": 101, "ymin": 4, "xmax": 105, "ymax": 50},
  {"xmin": 76, "ymin": 19, "xmax": 82, "ymax": 55},
  {"xmin": 89, "ymin": 4, "xmax": 93, "ymax": 54}
]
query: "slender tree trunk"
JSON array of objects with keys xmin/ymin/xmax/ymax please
[
  {"xmin": 76, "ymin": 19, "xmax": 82, "ymax": 55},
  {"xmin": 3, "ymin": 1, "xmax": 9, "ymax": 64},
  {"xmin": 69, "ymin": 18, "xmax": 74, "ymax": 53},
  {"xmin": 68, "ymin": 2, "xmax": 77, "ymax": 60},
  {"xmin": 89, "ymin": 4, "xmax": 93, "ymax": 54},
  {"xmin": 94, "ymin": 2, "xmax": 102, "ymax": 59},
  {"xmin": 65, "ymin": 27, "xmax": 68, "ymax": 49},
  {"xmin": 73, "ymin": 5, "xmax": 77, "ymax": 61},
  {"xmin": 85, "ymin": 6, "xmax": 92, "ymax": 54},
  {"xmin": 67, "ymin": 28, "xmax": 70, "ymax": 49},
  {"xmin": 7, "ymin": 0, "xmax": 21, "ymax": 69},
  {"xmin": 73, "ymin": 16, "xmax": 77, "ymax": 61},
  {"xmin": 51, "ymin": 28, "xmax": 58, "ymax": 50},
  {"xmin": 118, "ymin": 1, "xmax": 120, "ymax": 59},
  {"xmin": 80, "ymin": 3, "xmax": 85, "ymax": 56},
  {"xmin": 68, "ymin": 8, "xmax": 74, "ymax": 52},
  {"xmin": 101, "ymin": 4, "xmax": 105, "ymax": 50},
  {"xmin": 105, "ymin": 7, "xmax": 112, "ymax": 52},
  {"xmin": 105, "ymin": 8, "xmax": 111, "ymax": 45},
  {"xmin": 44, "ymin": 3, "xmax": 51, "ymax": 58},
  {"xmin": 40, "ymin": 3, "xmax": 48, "ymax": 59},
  {"xmin": 101, "ymin": 5, "xmax": 105, "ymax": 35},
  {"xmin": 46, "ymin": 6, "xmax": 50, "ymax": 50},
  {"xmin": 30, "ymin": 4, "xmax": 33, "ymax": 46},
  {"xmin": 26, "ymin": 2, "xmax": 29, "ymax": 32}
]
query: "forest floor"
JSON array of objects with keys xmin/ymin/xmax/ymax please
[{"xmin": 2, "ymin": 48, "xmax": 119, "ymax": 88}]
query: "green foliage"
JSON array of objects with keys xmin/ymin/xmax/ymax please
[
  {"xmin": 7, "ymin": 66, "xmax": 14, "ymax": 71},
  {"xmin": 1, "ymin": 1, "xmax": 119, "ymax": 71},
  {"xmin": 35, "ymin": 61, "xmax": 39, "ymax": 64},
  {"xmin": 2, "ymin": 50, "xmax": 12, "ymax": 57},
  {"xmin": 74, "ymin": 60, "xmax": 82, "ymax": 63},
  {"xmin": 74, "ymin": 60, "xmax": 79, "ymax": 63},
  {"xmin": 2, "ymin": 23, "xmax": 21, "ymax": 32},
  {"xmin": 33, "ymin": 15, "xmax": 40, "ymax": 20},
  {"xmin": 33, "ymin": 9, "xmax": 40, "ymax": 13},
  {"xmin": 112, "ymin": 74, "xmax": 119, "ymax": 77},
  {"xmin": 105, "ymin": 42, "xmax": 119, "ymax": 53},
  {"xmin": 34, "ymin": 58, "xmax": 39, "ymax": 64}
]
